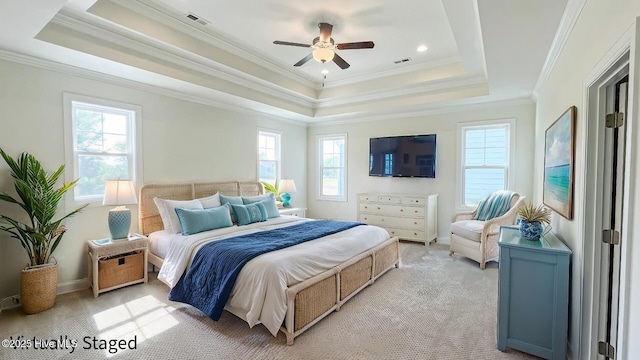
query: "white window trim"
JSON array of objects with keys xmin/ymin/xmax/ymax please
[
  {"xmin": 257, "ymin": 128, "xmax": 282, "ymax": 185},
  {"xmin": 63, "ymin": 93, "xmax": 143, "ymax": 210},
  {"xmin": 316, "ymin": 133, "xmax": 348, "ymax": 202},
  {"xmin": 456, "ymin": 118, "xmax": 516, "ymax": 210}
]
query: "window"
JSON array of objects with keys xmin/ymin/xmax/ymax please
[
  {"xmin": 258, "ymin": 130, "xmax": 281, "ymax": 185},
  {"xmin": 64, "ymin": 94, "xmax": 142, "ymax": 205},
  {"xmin": 458, "ymin": 120, "xmax": 515, "ymax": 207},
  {"xmin": 317, "ymin": 134, "xmax": 347, "ymax": 201}
]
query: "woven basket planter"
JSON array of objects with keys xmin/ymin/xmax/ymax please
[{"xmin": 20, "ymin": 262, "xmax": 58, "ymax": 314}]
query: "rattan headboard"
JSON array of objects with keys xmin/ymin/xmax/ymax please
[{"xmin": 139, "ymin": 181, "xmax": 264, "ymax": 235}]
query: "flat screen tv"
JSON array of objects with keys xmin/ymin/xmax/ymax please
[{"xmin": 369, "ymin": 134, "xmax": 436, "ymax": 178}]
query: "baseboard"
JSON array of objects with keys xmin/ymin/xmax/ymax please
[
  {"xmin": 436, "ymin": 236, "xmax": 451, "ymax": 245},
  {"xmin": 58, "ymin": 278, "xmax": 90, "ymax": 294}
]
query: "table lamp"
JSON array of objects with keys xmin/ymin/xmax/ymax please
[
  {"xmin": 103, "ymin": 180, "xmax": 138, "ymax": 240},
  {"xmin": 278, "ymin": 179, "xmax": 297, "ymax": 208}
]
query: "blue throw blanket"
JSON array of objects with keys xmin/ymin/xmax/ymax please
[
  {"xmin": 473, "ymin": 191, "xmax": 516, "ymax": 221},
  {"xmin": 169, "ymin": 220, "xmax": 365, "ymax": 320}
]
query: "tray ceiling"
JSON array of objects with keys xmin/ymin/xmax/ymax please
[{"xmin": 0, "ymin": 0, "xmax": 568, "ymax": 123}]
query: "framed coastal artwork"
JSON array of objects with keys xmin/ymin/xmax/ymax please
[{"xmin": 543, "ymin": 106, "xmax": 576, "ymax": 220}]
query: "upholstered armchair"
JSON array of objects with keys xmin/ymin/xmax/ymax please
[{"xmin": 449, "ymin": 193, "xmax": 525, "ymax": 269}]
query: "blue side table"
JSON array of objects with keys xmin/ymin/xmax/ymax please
[{"xmin": 497, "ymin": 226, "xmax": 571, "ymax": 360}]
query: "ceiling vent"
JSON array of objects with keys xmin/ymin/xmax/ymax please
[
  {"xmin": 393, "ymin": 58, "xmax": 412, "ymax": 64},
  {"xmin": 186, "ymin": 12, "xmax": 210, "ymax": 26}
]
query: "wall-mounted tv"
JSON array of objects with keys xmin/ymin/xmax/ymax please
[{"xmin": 369, "ymin": 134, "xmax": 437, "ymax": 178}]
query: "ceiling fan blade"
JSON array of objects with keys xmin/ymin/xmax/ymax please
[
  {"xmin": 273, "ymin": 40, "xmax": 311, "ymax": 48},
  {"xmin": 318, "ymin": 23, "xmax": 333, "ymax": 42},
  {"xmin": 336, "ymin": 41, "xmax": 375, "ymax": 50},
  {"xmin": 293, "ymin": 53, "xmax": 314, "ymax": 67},
  {"xmin": 332, "ymin": 53, "xmax": 350, "ymax": 69}
]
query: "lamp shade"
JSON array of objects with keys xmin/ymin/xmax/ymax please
[
  {"xmin": 312, "ymin": 48, "xmax": 335, "ymax": 63},
  {"xmin": 278, "ymin": 179, "xmax": 297, "ymax": 194},
  {"xmin": 103, "ymin": 180, "xmax": 138, "ymax": 206}
]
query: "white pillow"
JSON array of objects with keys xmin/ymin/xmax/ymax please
[
  {"xmin": 153, "ymin": 198, "xmax": 203, "ymax": 234},
  {"xmin": 197, "ymin": 192, "xmax": 221, "ymax": 209}
]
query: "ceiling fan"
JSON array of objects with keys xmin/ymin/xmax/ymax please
[{"xmin": 273, "ymin": 22, "xmax": 375, "ymax": 70}]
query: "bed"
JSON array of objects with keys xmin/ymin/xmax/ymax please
[{"xmin": 139, "ymin": 181, "xmax": 399, "ymax": 345}]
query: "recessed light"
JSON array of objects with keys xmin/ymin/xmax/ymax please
[
  {"xmin": 321, "ymin": 69, "xmax": 329, "ymax": 75},
  {"xmin": 417, "ymin": 45, "xmax": 428, "ymax": 52}
]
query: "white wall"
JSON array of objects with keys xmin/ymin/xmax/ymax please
[
  {"xmin": 0, "ymin": 59, "xmax": 307, "ymax": 299},
  {"xmin": 533, "ymin": 1, "xmax": 640, "ymax": 358},
  {"xmin": 306, "ymin": 102, "xmax": 536, "ymax": 241}
]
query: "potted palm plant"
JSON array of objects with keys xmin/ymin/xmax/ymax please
[
  {"xmin": 0, "ymin": 149, "xmax": 86, "ymax": 314},
  {"xmin": 260, "ymin": 181, "xmax": 282, "ymax": 204},
  {"xmin": 517, "ymin": 202, "xmax": 551, "ymax": 240}
]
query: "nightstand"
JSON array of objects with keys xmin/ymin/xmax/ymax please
[
  {"xmin": 87, "ymin": 237, "xmax": 148, "ymax": 297},
  {"xmin": 279, "ymin": 207, "xmax": 306, "ymax": 217}
]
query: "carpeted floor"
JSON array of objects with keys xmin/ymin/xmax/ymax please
[{"xmin": 0, "ymin": 242, "xmax": 540, "ymax": 360}]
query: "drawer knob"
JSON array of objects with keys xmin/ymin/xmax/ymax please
[
  {"xmin": 415, "ymin": 210, "xmax": 418, "ymax": 213},
  {"xmin": 364, "ymin": 217, "xmax": 368, "ymax": 220},
  {"xmin": 381, "ymin": 219, "xmax": 384, "ymax": 222},
  {"xmin": 414, "ymin": 233, "xmax": 418, "ymax": 236},
  {"xmin": 377, "ymin": 207, "xmax": 380, "ymax": 210},
  {"xmin": 400, "ymin": 209, "xmax": 404, "ymax": 212},
  {"xmin": 414, "ymin": 221, "xmax": 417, "ymax": 225},
  {"xmin": 391, "ymin": 231, "xmax": 395, "ymax": 234},
  {"xmin": 365, "ymin": 206, "xmax": 368, "ymax": 209}
]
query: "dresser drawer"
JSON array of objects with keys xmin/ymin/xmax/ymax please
[
  {"xmin": 359, "ymin": 214, "xmax": 425, "ymax": 230},
  {"xmin": 359, "ymin": 194, "xmax": 377, "ymax": 202},
  {"xmin": 359, "ymin": 203, "xmax": 425, "ymax": 217},
  {"xmin": 377, "ymin": 195, "xmax": 402, "ymax": 204},
  {"xmin": 386, "ymin": 228, "xmax": 426, "ymax": 240},
  {"xmin": 403, "ymin": 196, "xmax": 426, "ymax": 206}
]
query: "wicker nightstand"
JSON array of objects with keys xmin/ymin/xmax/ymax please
[{"xmin": 87, "ymin": 237, "xmax": 148, "ymax": 297}]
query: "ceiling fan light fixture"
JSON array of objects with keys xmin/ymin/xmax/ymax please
[
  {"xmin": 417, "ymin": 44, "xmax": 428, "ymax": 52},
  {"xmin": 313, "ymin": 48, "xmax": 335, "ymax": 63}
]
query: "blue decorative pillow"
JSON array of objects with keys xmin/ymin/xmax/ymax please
[
  {"xmin": 175, "ymin": 204, "xmax": 233, "ymax": 236},
  {"xmin": 219, "ymin": 194, "xmax": 243, "ymax": 222},
  {"xmin": 219, "ymin": 194, "xmax": 243, "ymax": 206},
  {"xmin": 242, "ymin": 193, "xmax": 280, "ymax": 219},
  {"xmin": 230, "ymin": 202, "xmax": 267, "ymax": 226}
]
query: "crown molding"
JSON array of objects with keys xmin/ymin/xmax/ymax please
[
  {"xmin": 532, "ymin": 0, "xmax": 586, "ymax": 100},
  {"xmin": 0, "ymin": 47, "xmax": 534, "ymax": 128},
  {"xmin": 48, "ymin": 9, "xmax": 491, "ymax": 119},
  {"xmin": 52, "ymin": 10, "xmax": 316, "ymax": 108},
  {"xmin": 315, "ymin": 75, "xmax": 487, "ymax": 108},
  {"xmin": 308, "ymin": 97, "xmax": 534, "ymax": 127},
  {"xmin": 0, "ymin": 49, "xmax": 310, "ymax": 126}
]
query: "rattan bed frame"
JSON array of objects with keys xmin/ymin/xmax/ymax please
[{"xmin": 139, "ymin": 181, "xmax": 400, "ymax": 345}]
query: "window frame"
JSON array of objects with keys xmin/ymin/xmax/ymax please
[
  {"xmin": 257, "ymin": 129, "xmax": 282, "ymax": 186},
  {"xmin": 456, "ymin": 119, "xmax": 516, "ymax": 209},
  {"xmin": 316, "ymin": 133, "xmax": 348, "ymax": 202},
  {"xmin": 63, "ymin": 93, "xmax": 143, "ymax": 209}
]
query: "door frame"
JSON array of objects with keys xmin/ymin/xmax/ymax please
[{"xmin": 580, "ymin": 22, "xmax": 639, "ymax": 359}]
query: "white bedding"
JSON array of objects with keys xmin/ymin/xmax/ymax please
[{"xmin": 155, "ymin": 217, "xmax": 390, "ymax": 336}]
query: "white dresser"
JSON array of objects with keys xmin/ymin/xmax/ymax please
[{"xmin": 358, "ymin": 193, "xmax": 438, "ymax": 245}]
